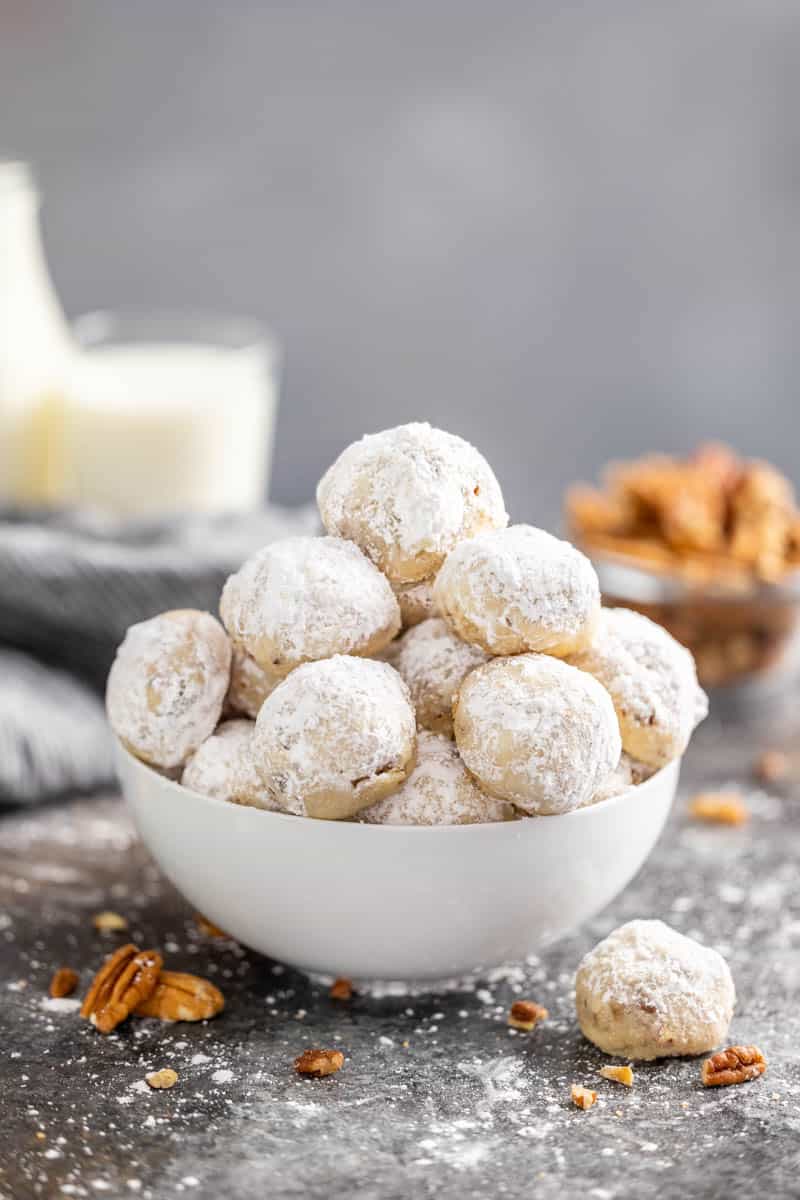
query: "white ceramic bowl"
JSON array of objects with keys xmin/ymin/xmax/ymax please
[{"xmin": 116, "ymin": 741, "xmax": 679, "ymax": 982}]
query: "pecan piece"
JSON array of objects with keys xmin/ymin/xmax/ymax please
[
  {"xmin": 295, "ymin": 1048, "xmax": 345, "ymax": 1077},
  {"xmin": 508, "ymin": 1000, "xmax": 549, "ymax": 1031},
  {"xmin": 133, "ymin": 970, "xmax": 224, "ymax": 1022},
  {"xmin": 571, "ymin": 1084, "xmax": 598, "ymax": 1110},
  {"xmin": 81, "ymin": 943, "xmax": 163, "ymax": 1034},
  {"xmin": 598, "ymin": 1064, "xmax": 634, "ymax": 1087},
  {"xmin": 194, "ymin": 913, "xmax": 227, "ymax": 938},
  {"xmin": 688, "ymin": 791, "xmax": 749, "ymax": 826},
  {"xmin": 701, "ymin": 1045, "xmax": 766, "ymax": 1087},
  {"xmin": 329, "ymin": 977, "xmax": 353, "ymax": 1001},
  {"xmin": 49, "ymin": 967, "xmax": 79, "ymax": 999}
]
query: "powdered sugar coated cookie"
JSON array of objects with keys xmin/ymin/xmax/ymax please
[
  {"xmin": 317, "ymin": 423, "xmax": 508, "ymax": 584},
  {"xmin": 453, "ymin": 654, "xmax": 621, "ymax": 814},
  {"xmin": 566, "ymin": 607, "xmax": 707, "ymax": 768},
  {"xmin": 575, "ymin": 919, "xmax": 735, "ymax": 1060},
  {"xmin": 220, "ymin": 535, "xmax": 400, "ymax": 675},
  {"xmin": 434, "ymin": 525, "xmax": 600, "ymax": 657},
  {"xmin": 252, "ymin": 655, "xmax": 416, "ymax": 820},
  {"xmin": 107, "ymin": 609, "xmax": 231, "ymax": 770},
  {"xmin": 360, "ymin": 730, "xmax": 514, "ymax": 825},
  {"xmin": 392, "ymin": 617, "xmax": 489, "ymax": 737}
]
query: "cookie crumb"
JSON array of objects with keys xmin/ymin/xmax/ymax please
[
  {"xmin": 145, "ymin": 1068, "xmax": 178, "ymax": 1090},
  {"xmin": 92, "ymin": 911, "xmax": 129, "ymax": 933}
]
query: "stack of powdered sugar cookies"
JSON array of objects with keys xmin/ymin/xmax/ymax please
[{"xmin": 107, "ymin": 422, "xmax": 708, "ymax": 825}]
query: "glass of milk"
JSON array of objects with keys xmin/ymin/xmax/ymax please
[{"xmin": 67, "ymin": 310, "xmax": 280, "ymax": 516}]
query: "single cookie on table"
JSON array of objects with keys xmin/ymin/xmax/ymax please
[
  {"xmin": 220, "ymin": 535, "xmax": 400, "ymax": 676},
  {"xmin": 586, "ymin": 752, "xmax": 655, "ymax": 806},
  {"xmin": 394, "ymin": 576, "xmax": 439, "ymax": 629},
  {"xmin": 434, "ymin": 525, "xmax": 600, "ymax": 657},
  {"xmin": 252, "ymin": 655, "xmax": 417, "ymax": 820},
  {"xmin": 316, "ymin": 423, "xmax": 508, "ymax": 585},
  {"xmin": 565, "ymin": 607, "xmax": 708, "ymax": 768},
  {"xmin": 575, "ymin": 919, "xmax": 735, "ymax": 1061},
  {"xmin": 360, "ymin": 730, "xmax": 514, "ymax": 825},
  {"xmin": 453, "ymin": 654, "xmax": 621, "ymax": 815},
  {"xmin": 225, "ymin": 647, "xmax": 282, "ymax": 720},
  {"xmin": 392, "ymin": 617, "xmax": 489, "ymax": 738},
  {"xmin": 106, "ymin": 609, "xmax": 231, "ymax": 770}
]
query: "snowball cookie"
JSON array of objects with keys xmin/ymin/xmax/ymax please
[
  {"xmin": 316, "ymin": 423, "xmax": 508, "ymax": 585},
  {"xmin": 107, "ymin": 609, "xmax": 231, "ymax": 770},
  {"xmin": 252, "ymin": 655, "xmax": 417, "ymax": 820},
  {"xmin": 220, "ymin": 535, "xmax": 400, "ymax": 676},
  {"xmin": 393, "ymin": 617, "xmax": 489, "ymax": 737},
  {"xmin": 226, "ymin": 647, "xmax": 282, "ymax": 720},
  {"xmin": 434, "ymin": 525, "xmax": 600, "ymax": 657},
  {"xmin": 360, "ymin": 730, "xmax": 514, "ymax": 825},
  {"xmin": 587, "ymin": 753, "xmax": 655, "ymax": 806},
  {"xmin": 565, "ymin": 607, "xmax": 708, "ymax": 768},
  {"xmin": 182, "ymin": 719, "xmax": 249, "ymax": 799},
  {"xmin": 453, "ymin": 654, "xmax": 621, "ymax": 814},
  {"xmin": 395, "ymin": 577, "xmax": 439, "ymax": 629},
  {"xmin": 575, "ymin": 919, "xmax": 735, "ymax": 1060}
]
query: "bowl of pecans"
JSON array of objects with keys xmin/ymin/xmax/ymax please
[{"xmin": 566, "ymin": 444, "xmax": 800, "ymax": 690}]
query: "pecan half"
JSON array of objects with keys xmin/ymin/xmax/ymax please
[
  {"xmin": 701, "ymin": 1045, "xmax": 767, "ymax": 1087},
  {"xmin": 81, "ymin": 943, "xmax": 162, "ymax": 1034},
  {"xmin": 295, "ymin": 1048, "xmax": 345, "ymax": 1077},
  {"xmin": 133, "ymin": 970, "xmax": 224, "ymax": 1022},
  {"xmin": 508, "ymin": 1000, "xmax": 549, "ymax": 1031},
  {"xmin": 194, "ymin": 913, "xmax": 227, "ymax": 938},
  {"xmin": 49, "ymin": 967, "xmax": 79, "ymax": 999}
]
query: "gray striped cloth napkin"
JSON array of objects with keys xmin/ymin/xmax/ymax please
[{"xmin": 0, "ymin": 505, "xmax": 317, "ymax": 806}]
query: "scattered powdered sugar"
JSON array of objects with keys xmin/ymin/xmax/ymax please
[
  {"xmin": 360, "ymin": 731, "xmax": 514, "ymax": 825},
  {"xmin": 316, "ymin": 422, "xmax": 508, "ymax": 584},
  {"xmin": 434, "ymin": 524, "xmax": 600, "ymax": 656},
  {"xmin": 454, "ymin": 655, "xmax": 621, "ymax": 814},
  {"xmin": 40, "ymin": 997, "xmax": 81, "ymax": 1014},
  {"xmin": 252, "ymin": 655, "xmax": 416, "ymax": 818},
  {"xmin": 105, "ymin": 610, "xmax": 231, "ymax": 769},
  {"xmin": 392, "ymin": 618, "xmax": 489, "ymax": 737},
  {"xmin": 211, "ymin": 1068, "xmax": 234, "ymax": 1084},
  {"xmin": 220, "ymin": 535, "xmax": 400, "ymax": 673},
  {"xmin": 181, "ymin": 719, "xmax": 254, "ymax": 801},
  {"xmin": 567, "ymin": 608, "xmax": 708, "ymax": 768}
]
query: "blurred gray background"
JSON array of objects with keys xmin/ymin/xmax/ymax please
[{"xmin": 2, "ymin": 0, "xmax": 799, "ymax": 526}]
